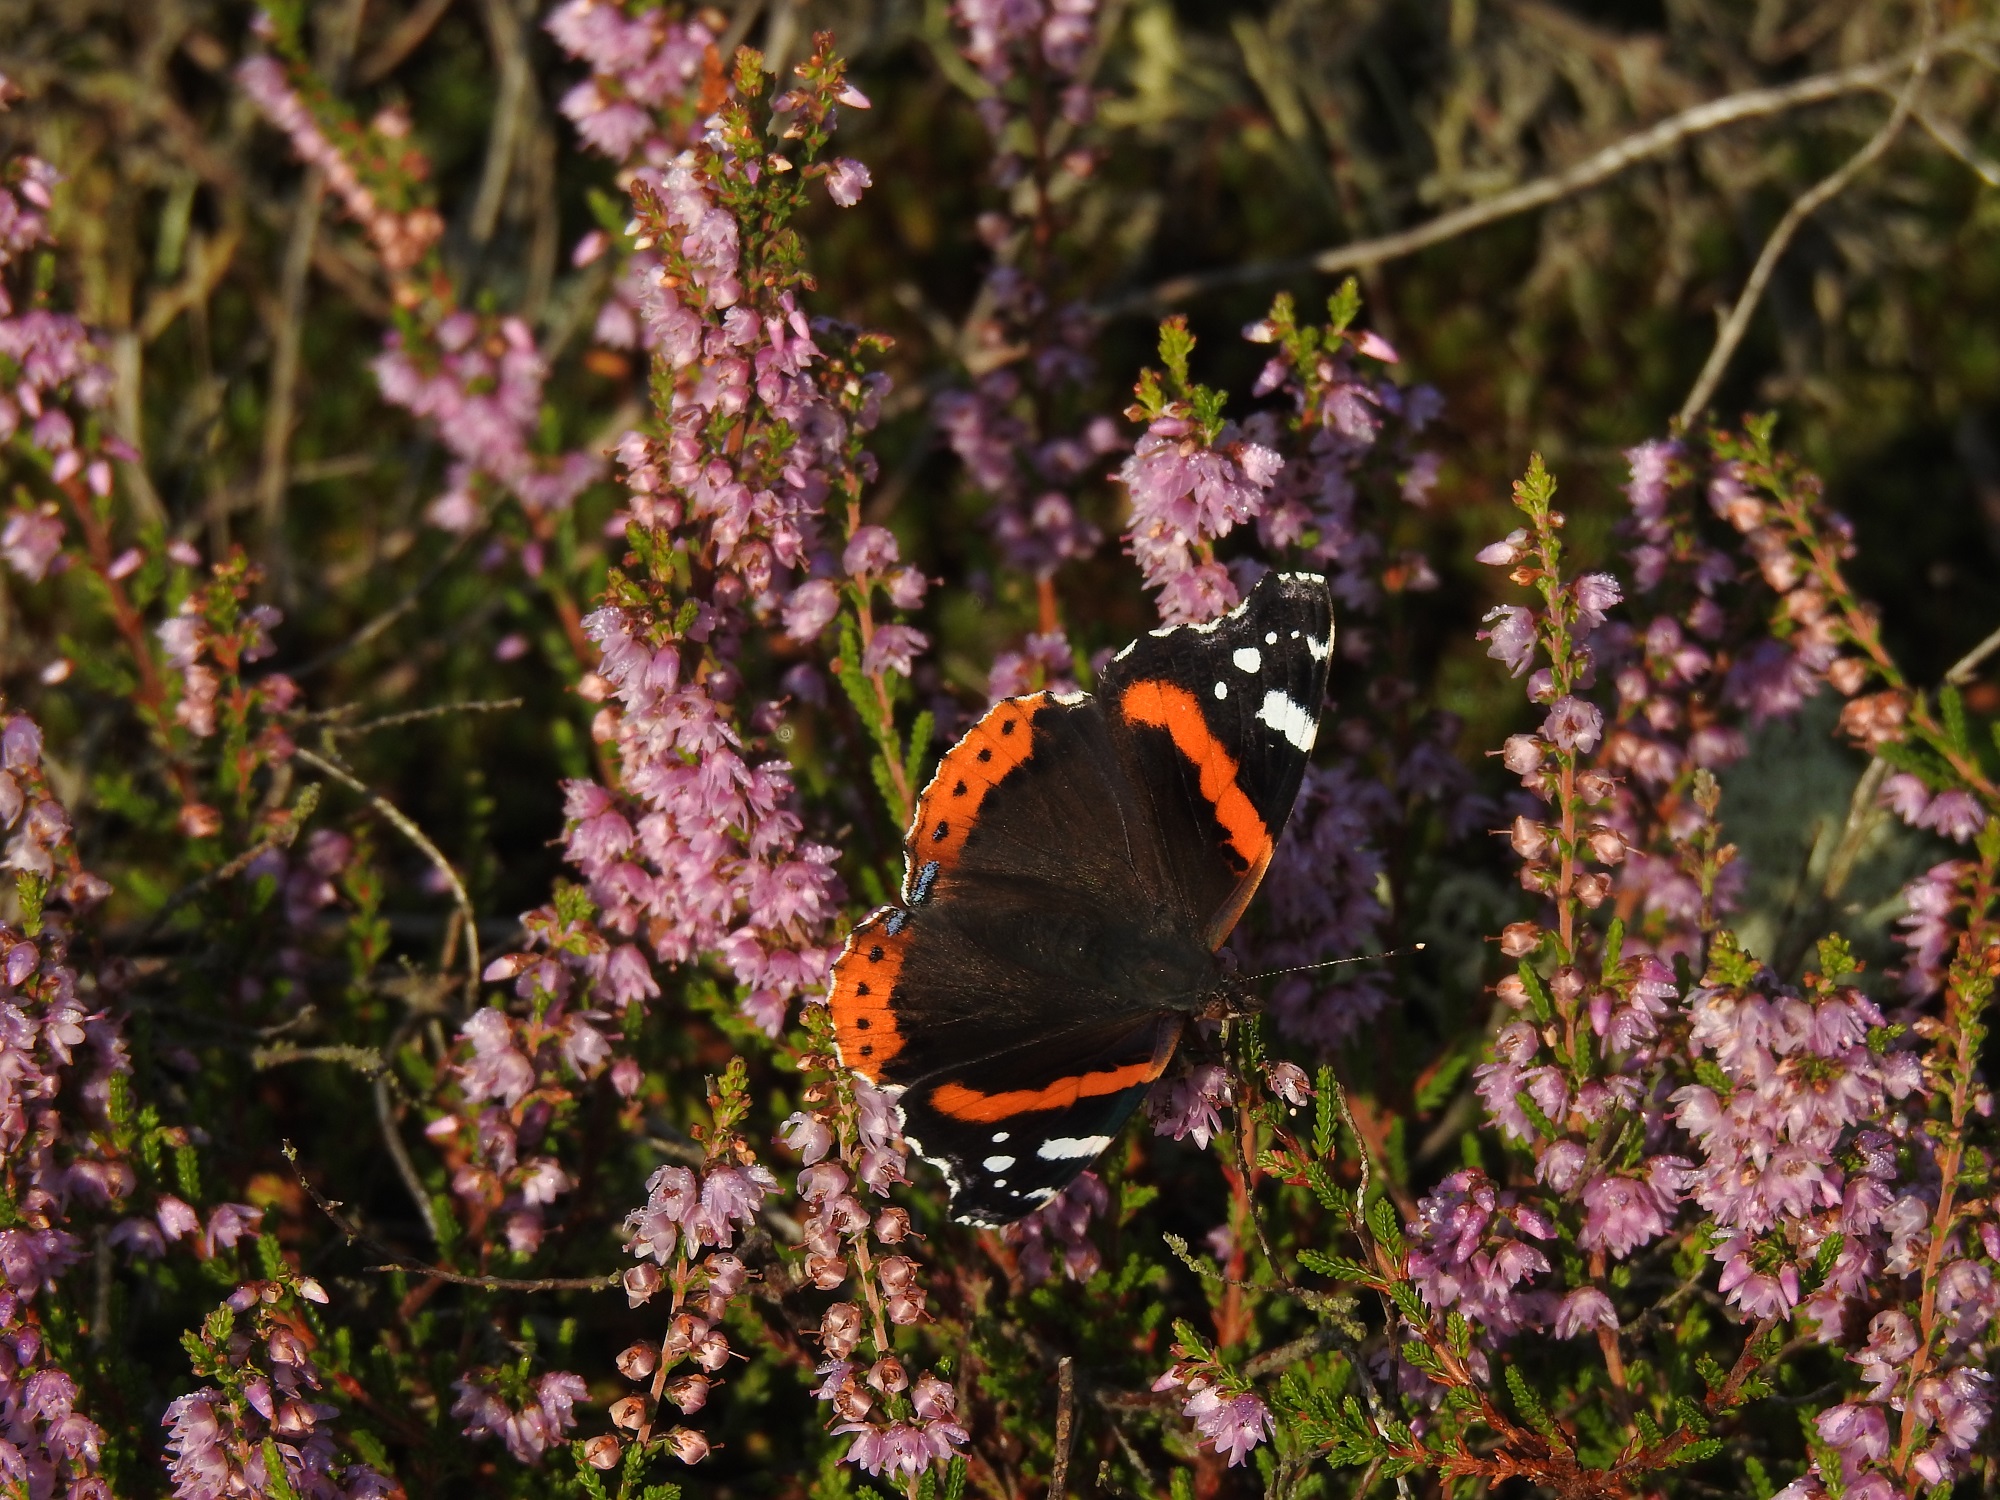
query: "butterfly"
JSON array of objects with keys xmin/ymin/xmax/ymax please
[{"xmin": 828, "ymin": 570, "xmax": 1334, "ymax": 1225}]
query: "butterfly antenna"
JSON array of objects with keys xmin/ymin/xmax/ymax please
[{"xmin": 1243, "ymin": 943, "xmax": 1424, "ymax": 983}]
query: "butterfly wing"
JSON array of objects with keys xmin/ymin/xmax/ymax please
[
  {"xmin": 1096, "ymin": 570, "xmax": 1334, "ymax": 948},
  {"xmin": 829, "ymin": 691, "xmax": 1204, "ymax": 1221}
]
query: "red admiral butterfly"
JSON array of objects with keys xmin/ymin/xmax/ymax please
[{"xmin": 829, "ymin": 570, "xmax": 1334, "ymax": 1226}]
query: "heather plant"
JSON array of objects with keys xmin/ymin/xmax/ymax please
[{"xmin": 0, "ymin": 2, "xmax": 1996, "ymax": 1498}]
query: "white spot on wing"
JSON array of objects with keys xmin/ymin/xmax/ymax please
[
  {"xmin": 1052, "ymin": 690, "xmax": 1086, "ymax": 706},
  {"xmin": 1113, "ymin": 642, "xmax": 1135, "ymax": 661},
  {"xmin": 1257, "ymin": 690, "xmax": 1318, "ymax": 752},
  {"xmin": 1233, "ymin": 646, "xmax": 1262, "ymax": 674},
  {"xmin": 983, "ymin": 1155, "xmax": 1016, "ymax": 1172},
  {"xmin": 1037, "ymin": 1134, "xmax": 1113, "ymax": 1161},
  {"xmin": 992, "ymin": 1131, "xmax": 1010, "ymax": 1143},
  {"xmin": 1025, "ymin": 1186, "xmax": 1058, "ymax": 1205},
  {"xmin": 1305, "ymin": 634, "xmax": 1330, "ymax": 661},
  {"xmin": 1265, "ymin": 631, "xmax": 1277, "ymax": 644},
  {"xmin": 1213, "ymin": 681, "xmax": 1227, "ymax": 701}
]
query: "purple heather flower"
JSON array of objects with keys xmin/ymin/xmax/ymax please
[
  {"xmin": 0, "ymin": 506, "xmax": 63, "ymax": 582},
  {"xmin": 1541, "ymin": 696, "xmax": 1603, "ymax": 753},
  {"xmin": 1147, "ymin": 1063, "xmax": 1230, "ymax": 1148},
  {"xmin": 1552, "ymin": 1286, "xmax": 1616, "ymax": 1339},
  {"xmin": 826, "ymin": 158, "xmax": 872, "ymax": 206},
  {"xmin": 1479, "ymin": 605, "xmax": 1535, "ymax": 676},
  {"xmin": 1577, "ymin": 1171, "xmax": 1672, "ymax": 1259},
  {"xmin": 862, "ymin": 624, "xmax": 928, "ymax": 679},
  {"xmin": 783, "ymin": 579, "xmax": 842, "ymax": 642},
  {"xmin": 1183, "ymin": 1386, "xmax": 1272, "ymax": 1467},
  {"xmin": 843, "ymin": 524, "xmax": 900, "ymax": 577},
  {"xmin": 1477, "ymin": 528, "xmax": 1528, "ymax": 566},
  {"xmin": 1572, "ymin": 572, "xmax": 1622, "ymax": 632}
]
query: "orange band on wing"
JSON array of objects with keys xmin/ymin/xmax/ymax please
[
  {"xmin": 829, "ymin": 914, "xmax": 909, "ymax": 1078},
  {"xmin": 930, "ymin": 1059, "xmax": 1162, "ymax": 1122},
  {"xmin": 1118, "ymin": 679, "xmax": 1273, "ymax": 872},
  {"xmin": 906, "ymin": 694, "xmax": 1046, "ymax": 892}
]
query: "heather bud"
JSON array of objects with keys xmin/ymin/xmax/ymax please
[
  {"xmin": 1575, "ymin": 770, "xmax": 1614, "ymax": 802},
  {"xmin": 807, "ymin": 1253, "xmax": 847, "ymax": 1289},
  {"xmin": 1265, "ymin": 1060, "xmax": 1312, "ymax": 1107},
  {"xmin": 873, "ymin": 1207, "xmax": 912, "ymax": 1243},
  {"xmin": 1586, "ymin": 827, "xmax": 1626, "ymax": 865},
  {"xmin": 820, "ymin": 1302, "xmax": 863, "ymax": 1357},
  {"xmin": 886, "ymin": 1290, "xmax": 926, "ymax": 1324},
  {"xmin": 876, "ymin": 1254, "xmax": 917, "ymax": 1292},
  {"xmin": 1499, "ymin": 922, "xmax": 1542, "ymax": 958},
  {"xmin": 1574, "ymin": 872, "xmax": 1611, "ymax": 908},
  {"xmin": 609, "ymin": 1395, "xmax": 649, "ymax": 1431},
  {"xmin": 584, "ymin": 1435, "xmax": 623, "ymax": 1470},
  {"xmin": 666, "ymin": 1428, "xmax": 710, "ymax": 1464},
  {"xmin": 1827, "ymin": 656, "xmax": 1868, "ymax": 695},
  {"xmin": 867, "ymin": 1355, "xmax": 909, "ymax": 1394},
  {"xmin": 623, "ymin": 1263, "xmax": 662, "ymax": 1306},
  {"xmin": 667, "ymin": 1374, "xmax": 711, "ymax": 1414},
  {"xmin": 1509, "ymin": 816, "xmax": 1551, "ymax": 860},
  {"xmin": 1496, "ymin": 974, "xmax": 1530, "ymax": 1009},
  {"xmin": 616, "ymin": 1342, "xmax": 659, "ymax": 1380},
  {"xmin": 1550, "ymin": 967, "xmax": 1585, "ymax": 1004},
  {"xmin": 1500, "ymin": 734, "xmax": 1543, "ymax": 775}
]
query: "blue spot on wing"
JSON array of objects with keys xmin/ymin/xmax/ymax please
[{"xmin": 911, "ymin": 860, "xmax": 940, "ymax": 904}]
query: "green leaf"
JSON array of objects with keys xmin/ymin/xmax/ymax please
[
  {"xmin": 1313, "ymin": 1066, "xmax": 1338, "ymax": 1158},
  {"xmin": 1325, "ymin": 277, "xmax": 1361, "ymax": 334},
  {"xmin": 902, "ymin": 710, "xmax": 934, "ymax": 796},
  {"xmin": 1815, "ymin": 934, "xmax": 1858, "ymax": 984},
  {"xmin": 1297, "ymin": 1249, "xmax": 1378, "ymax": 1284},
  {"xmin": 1415, "ymin": 1051, "xmax": 1473, "ymax": 1111},
  {"xmin": 1942, "ymin": 682, "xmax": 1971, "ymax": 755},
  {"xmin": 1157, "ymin": 316, "xmax": 1196, "ymax": 390},
  {"xmin": 1602, "ymin": 917, "xmax": 1625, "ymax": 975},
  {"xmin": 1517, "ymin": 961, "xmax": 1553, "ymax": 1023}
]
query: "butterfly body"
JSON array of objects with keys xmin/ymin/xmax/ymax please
[{"xmin": 829, "ymin": 570, "xmax": 1334, "ymax": 1225}]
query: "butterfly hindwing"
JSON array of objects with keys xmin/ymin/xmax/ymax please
[
  {"xmin": 1096, "ymin": 570, "xmax": 1334, "ymax": 948},
  {"xmin": 896, "ymin": 1012, "xmax": 1182, "ymax": 1226}
]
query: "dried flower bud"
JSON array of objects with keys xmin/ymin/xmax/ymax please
[
  {"xmin": 1500, "ymin": 734, "xmax": 1544, "ymax": 776},
  {"xmin": 1550, "ymin": 967, "xmax": 1585, "ymax": 1004},
  {"xmin": 1495, "ymin": 974, "xmax": 1530, "ymax": 1010},
  {"xmin": 665, "ymin": 1313, "xmax": 708, "ymax": 1360},
  {"xmin": 1827, "ymin": 656, "xmax": 1868, "ymax": 696},
  {"xmin": 616, "ymin": 1342, "xmax": 659, "ymax": 1381},
  {"xmin": 1575, "ymin": 770, "xmax": 1614, "ymax": 802},
  {"xmin": 692, "ymin": 1333, "xmax": 732, "ymax": 1376},
  {"xmin": 807, "ymin": 1253, "xmax": 848, "ymax": 1290},
  {"xmin": 873, "ymin": 1207, "xmax": 912, "ymax": 1243},
  {"xmin": 820, "ymin": 1301, "xmax": 863, "ymax": 1357},
  {"xmin": 1839, "ymin": 691, "xmax": 1908, "ymax": 748},
  {"xmin": 832, "ymin": 1381, "xmax": 873, "ymax": 1422},
  {"xmin": 706, "ymin": 1253, "xmax": 746, "ymax": 1298},
  {"xmin": 1586, "ymin": 827, "xmax": 1626, "ymax": 865},
  {"xmin": 179, "ymin": 802, "xmax": 222, "ymax": 838},
  {"xmin": 886, "ymin": 1290, "xmax": 926, "ymax": 1325},
  {"xmin": 1265, "ymin": 1060, "xmax": 1312, "ymax": 1107},
  {"xmin": 667, "ymin": 1374, "xmax": 711, "ymax": 1414},
  {"xmin": 1509, "ymin": 815, "xmax": 1551, "ymax": 860},
  {"xmin": 1499, "ymin": 922, "xmax": 1542, "ymax": 958},
  {"xmin": 804, "ymin": 1219, "xmax": 843, "ymax": 1258},
  {"xmin": 867, "ymin": 1355, "xmax": 909, "ymax": 1394},
  {"xmin": 666, "ymin": 1428, "xmax": 710, "ymax": 1464},
  {"xmin": 584, "ymin": 1435, "xmax": 623, "ymax": 1470},
  {"xmin": 876, "ymin": 1254, "xmax": 917, "ymax": 1292},
  {"xmin": 1574, "ymin": 871, "xmax": 1611, "ymax": 908},
  {"xmin": 609, "ymin": 1395, "xmax": 650, "ymax": 1432}
]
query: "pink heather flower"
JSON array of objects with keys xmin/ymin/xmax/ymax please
[
  {"xmin": 1882, "ymin": 772, "xmax": 1932, "ymax": 824},
  {"xmin": 1924, "ymin": 790, "xmax": 1984, "ymax": 843},
  {"xmin": 1477, "ymin": 528, "xmax": 1528, "ymax": 566},
  {"xmin": 843, "ymin": 525, "xmax": 900, "ymax": 576},
  {"xmin": 0, "ymin": 506, "xmax": 63, "ymax": 581},
  {"xmin": 1623, "ymin": 439, "xmax": 1677, "ymax": 528},
  {"xmin": 1541, "ymin": 696, "xmax": 1603, "ymax": 754},
  {"xmin": 783, "ymin": 579, "xmax": 842, "ymax": 642},
  {"xmin": 1183, "ymin": 1386, "xmax": 1272, "ymax": 1467},
  {"xmin": 1147, "ymin": 1063, "xmax": 1230, "ymax": 1148},
  {"xmin": 1552, "ymin": 1286, "xmax": 1616, "ymax": 1339},
  {"xmin": 1577, "ymin": 1171, "xmax": 1671, "ymax": 1259},
  {"xmin": 1118, "ymin": 421, "xmax": 1279, "ymax": 623},
  {"xmin": 862, "ymin": 624, "xmax": 927, "ymax": 679},
  {"xmin": 1572, "ymin": 572, "xmax": 1622, "ymax": 632},
  {"xmin": 1479, "ymin": 605, "xmax": 1535, "ymax": 676},
  {"xmin": 459, "ymin": 1008, "xmax": 535, "ymax": 1107},
  {"xmin": 886, "ymin": 567, "xmax": 929, "ymax": 610},
  {"xmin": 826, "ymin": 158, "xmax": 872, "ymax": 206}
]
